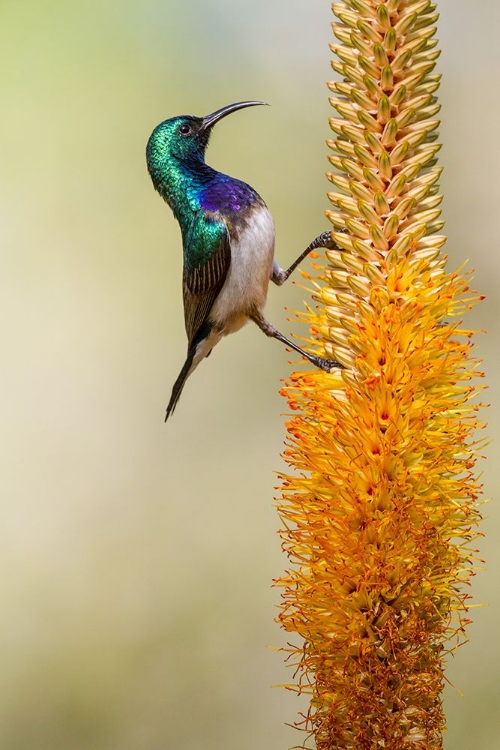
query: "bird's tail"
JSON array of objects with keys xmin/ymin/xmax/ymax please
[
  {"xmin": 165, "ymin": 324, "xmax": 220, "ymax": 422},
  {"xmin": 165, "ymin": 351, "xmax": 196, "ymax": 421}
]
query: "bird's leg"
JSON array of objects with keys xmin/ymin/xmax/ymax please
[
  {"xmin": 250, "ymin": 313, "xmax": 344, "ymax": 372},
  {"xmin": 271, "ymin": 228, "xmax": 346, "ymax": 286}
]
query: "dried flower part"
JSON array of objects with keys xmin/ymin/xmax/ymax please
[{"xmin": 276, "ymin": 2, "xmax": 485, "ymax": 748}]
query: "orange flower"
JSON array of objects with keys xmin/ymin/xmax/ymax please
[{"xmin": 276, "ymin": 2, "xmax": 485, "ymax": 748}]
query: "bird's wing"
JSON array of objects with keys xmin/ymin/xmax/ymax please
[{"xmin": 182, "ymin": 214, "xmax": 231, "ymax": 347}]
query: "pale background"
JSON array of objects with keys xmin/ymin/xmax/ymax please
[{"xmin": 1, "ymin": 1, "xmax": 499, "ymax": 748}]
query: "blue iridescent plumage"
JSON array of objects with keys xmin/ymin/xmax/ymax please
[{"xmin": 200, "ymin": 177, "xmax": 259, "ymax": 214}]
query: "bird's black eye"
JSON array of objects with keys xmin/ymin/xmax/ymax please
[{"xmin": 179, "ymin": 123, "xmax": 192, "ymax": 136}]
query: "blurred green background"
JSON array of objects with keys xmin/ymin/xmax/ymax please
[{"xmin": 1, "ymin": 1, "xmax": 498, "ymax": 748}]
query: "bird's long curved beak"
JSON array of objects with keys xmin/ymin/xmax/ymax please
[{"xmin": 200, "ymin": 101, "xmax": 268, "ymax": 132}]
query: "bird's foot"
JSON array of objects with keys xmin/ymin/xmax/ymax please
[
  {"xmin": 313, "ymin": 356, "xmax": 345, "ymax": 373},
  {"xmin": 317, "ymin": 227, "xmax": 348, "ymax": 250}
]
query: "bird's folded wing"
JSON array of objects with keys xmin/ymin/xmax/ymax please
[{"xmin": 182, "ymin": 215, "xmax": 231, "ymax": 347}]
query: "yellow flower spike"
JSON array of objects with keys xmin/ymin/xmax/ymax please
[{"xmin": 276, "ymin": 2, "xmax": 485, "ymax": 748}]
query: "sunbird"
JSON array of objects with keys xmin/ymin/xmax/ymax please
[{"xmin": 146, "ymin": 101, "xmax": 343, "ymax": 421}]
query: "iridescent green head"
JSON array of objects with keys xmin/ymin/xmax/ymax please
[{"xmin": 146, "ymin": 101, "xmax": 267, "ymax": 196}]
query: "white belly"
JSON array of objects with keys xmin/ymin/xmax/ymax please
[{"xmin": 209, "ymin": 206, "xmax": 275, "ymax": 334}]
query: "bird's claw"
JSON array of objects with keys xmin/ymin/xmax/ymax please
[
  {"xmin": 316, "ymin": 357, "xmax": 345, "ymax": 373},
  {"xmin": 319, "ymin": 227, "xmax": 348, "ymax": 250}
]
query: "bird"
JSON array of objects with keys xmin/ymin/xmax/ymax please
[{"xmin": 146, "ymin": 101, "xmax": 344, "ymax": 421}]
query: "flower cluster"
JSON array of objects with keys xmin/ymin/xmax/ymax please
[{"xmin": 276, "ymin": 2, "xmax": 485, "ymax": 748}]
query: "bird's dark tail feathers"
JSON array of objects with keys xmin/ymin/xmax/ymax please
[
  {"xmin": 165, "ymin": 323, "xmax": 213, "ymax": 422},
  {"xmin": 165, "ymin": 350, "xmax": 196, "ymax": 422}
]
